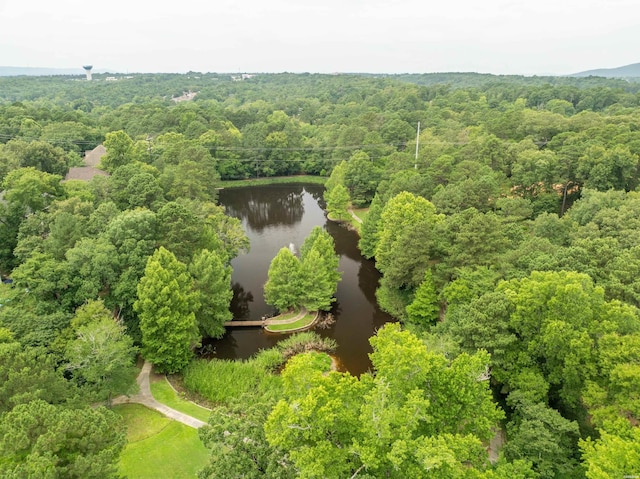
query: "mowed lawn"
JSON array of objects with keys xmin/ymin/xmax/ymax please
[
  {"xmin": 150, "ymin": 379, "xmax": 211, "ymax": 423},
  {"xmin": 114, "ymin": 404, "xmax": 209, "ymax": 479}
]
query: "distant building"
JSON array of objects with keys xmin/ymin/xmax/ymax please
[{"xmin": 64, "ymin": 145, "xmax": 109, "ymax": 182}]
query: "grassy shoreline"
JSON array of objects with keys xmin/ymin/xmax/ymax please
[{"xmin": 218, "ymin": 175, "xmax": 327, "ymax": 188}]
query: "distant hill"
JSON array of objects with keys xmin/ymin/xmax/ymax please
[
  {"xmin": 571, "ymin": 62, "xmax": 640, "ymax": 78},
  {"xmin": 0, "ymin": 66, "xmax": 108, "ymax": 76}
]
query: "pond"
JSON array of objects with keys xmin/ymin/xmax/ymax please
[{"xmin": 205, "ymin": 183, "xmax": 393, "ymax": 375}]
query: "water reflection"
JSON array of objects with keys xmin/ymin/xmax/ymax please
[
  {"xmin": 230, "ymin": 283, "xmax": 253, "ymax": 321},
  {"xmin": 209, "ymin": 184, "xmax": 394, "ymax": 375},
  {"xmin": 222, "ymin": 184, "xmax": 306, "ymax": 232}
]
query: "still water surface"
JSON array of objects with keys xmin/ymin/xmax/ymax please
[{"xmin": 208, "ymin": 184, "xmax": 393, "ymax": 375}]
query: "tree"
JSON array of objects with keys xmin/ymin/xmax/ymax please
[
  {"xmin": 375, "ymin": 191, "xmax": 439, "ymax": 276},
  {"xmin": 580, "ymin": 428, "xmax": 640, "ymax": 479},
  {"xmin": 343, "ymin": 151, "xmax": 380, "ymax": 207},
  {"xmin": 504, "ymin": 401, "xmax": 580, "ymax": 479},
  {"xmin": 100, "ymin": 130, "xmax": 134, "ymax": 172},
  {"xmin": 358, "ymin": 193, "xmax": 383, "ymax": 259},
  {"xmin": 0, "ymin": 342, "xmax": 71, "ymax": 413},
  {"xmin": 64, "ymin": 300, "xmax": 138, "ymax": 404},
  {"xmin": 134, "ymin": 247, "xmax": 199, "ymax": 373},
  {"xmin": 156, "ymin": 201, "xmax": 204, "ymax": 263},
  {"xmin": 265, "ymin": 325, "xmax": 504, "ymax": 478},
  {"xmin": 406, "ymin": 269, "xmax": 439, "ymax": 326},
  {"xmin": 2, "ymin": 167, "xmax": 64, "ymax": 214},
  {"xmin": 325, "ymin": 183, "xmax": 350, "ymax": 221},
  {"xmin": 199, "ymin": 402, "xmax": 297, "ymax": 479},
  {"xmin": 0, "ymin": 400, "xmax": 126, "ymax": 479},
  {"xmin": 298, "ymin": 226, "xmax": 341, "ymax": 311},
  {"xmin": 189, "ymin": 249, "xmax": 233, "ymax": 338},
  {"xmin": 263, "ymin": 247, "xmax": 302, "ymax": 312}
]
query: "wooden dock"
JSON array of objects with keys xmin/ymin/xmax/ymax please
[{"xmin": 224, "ymin": 320, "xmax": 267, "ymax": 327}]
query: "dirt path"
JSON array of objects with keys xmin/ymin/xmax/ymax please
[
  {"xmin": 347, "ymin": 209, "xmax": 363, "ymax": 224},
  {"xmin": 112, "ymin": 361, "xmax": 207, "ymax": 429}
]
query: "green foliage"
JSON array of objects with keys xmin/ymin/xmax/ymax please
[
  {"xmin": 265, "ymin": 324, "xmax": 504, "ymax": 478},
  {"xmin": 64, "ymin": 300, "xmax": 138, "ymax": 403},
  {"xmin": 264, "ymin": 247, "xmax": 303, "ymax": 312},
  {"xmin": 358, "ymin": 192, "xmax": 383, "ymax": 259},
  {"xmin": 343, "ymin": 151, "xmax": 380, "ymax": 207},
  {"xmin": 299, "ymin": 226, "xmax": 341, "ymax": 311},
  {"xmin": 0, "ymin": 400, "xmax": 126, "ymax": 479},
  {"xmin": 135, "ymin": 247, "xmax": 199, "ymax": 373},
  {"xmin": 189, "ymin": 249, "xmax": 233, "ymax": 338},
  {"xmin": 406, "ymin": 269, "xmax": 439, "ymax": 326},
  {"xmin": 100, "ymin": 130, "xmax": 134, "ymax": 172},
  {"xmin": 0, "ymin": 342, "xmax": 71, "ymax": 413},
  {"xmin": 375, "ymin": 191, "xmax": 440, "ymax": 284},
  {"xmin": 325, "ymin": 183, "xmax": 351, "ymax": 221},
  {"xmin": 199, "ymin": 402, "xmax": 296, "ymax": 479},
  {"xmin": 265, "ymin": 227, "xmax": 341, "ymax": 312},
  {"xmin": 580, "ymin": 428, "xmax": 640, "ymax": 479},
  {"xmin": 504, "ymin": 401, "xmax": 580, "ymax": 479}
]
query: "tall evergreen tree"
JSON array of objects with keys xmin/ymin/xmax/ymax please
[
  {"xmin": 406, "ymin": 269, "xmax": 440, "ymax": 326},
  {"xmin": 189, "ymin": 249, "xmax": 233, "ymax": 338},
  {"xmin": 134, "ymin": 247, "xmax": 199, "ymax": 373},
  {"xmin": 264, "ymin": 247, "xmax": 303, "ymax": 312}
]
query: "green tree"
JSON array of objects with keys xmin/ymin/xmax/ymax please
[
  {"xmin": 0, "ymin": 342, "xmax": 71, "ymax": 413},
  {"xmin": 580, "ymin": 428, "xmax": 640, "ymax": 479},
  {"xmin": 199, "ymin": 402, "xmax": 296, "ymax": 479},
  {"xmin": 134, "ymin": 247, "xmax": 199, "ymax": 373},
  {"xmin": 100, "ymin": 130, "xmax": 134, "ymax": 172},
  {"xmin": 375, "ymin": 191, "xmax": 439, "ymax": 276},
  {"xmin": 265, "ymin": 325, "xmax": 504, "ymax": 478},
  {"xmin": 64, "ymin": 300, "xmax": 138, "ymax": 404},
  {"xmin": 358, "ymin": 192, "xmax": 383, "ymax": 259},
  {"xmin": 504, "ymin": 401, "xmax": 580, "ymax": 479},
  {"xmin": 0, "ymin": 400, "xmax": 126, "ymax": 479},
  {"xmin": 264, "ymin": 247, "xmax": 302, "ymax": 312},
  {"xmin": 406, "ymin": 269, "xmax": 439, "ymax": 326},
  {"xmin": 343, "ymin": 151, "xmax": 380, "ymax": 207},
  {"xmin": 299, "ymin": 226, "xmax": 341, "ymax": 311},
  {"xmin": 325, "ymin": 183, "xmax": 351, "ymax": 221},
  {"xmin": 189, "ymin": 249, "xmax": 233, "ymax": 338}
]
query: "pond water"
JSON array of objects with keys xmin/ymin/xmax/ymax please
[{"xmin": 205, "ymin": 184, "xmax": 393, "ymax": 375}]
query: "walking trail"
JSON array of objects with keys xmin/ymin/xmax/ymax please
[
  {"xmin": 348, "ymin": 209, "xmax": 363, "ymax": 224},
  {"xmin": 112, "ymin": 361, "xmax": 206, "ymax": 429}
]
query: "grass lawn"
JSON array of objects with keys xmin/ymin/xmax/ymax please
[
  {"xmin": 114, "ymin": 404, "xmax": 209, "ymax": 479},
  {"xmin": 219, "ymin": 175, "xmax": 326, "ymax": 188},
  {"xmin": 352, "ymin": 207, "xmax": 369, "ymax": 222},
  {"xmin": 150, "ymin": 378, "xmax": 211, "ymax": 423},
  {"xmin": 265, "ymin": 311, "xmax": 317, "ymax": 332}
]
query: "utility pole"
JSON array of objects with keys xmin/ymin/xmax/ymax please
[{"xmin": 414, "ymin": 121, "xmax": 421, "ymax": 169}]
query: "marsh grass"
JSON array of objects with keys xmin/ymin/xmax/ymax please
[{"xmin": 183, "ymin": 332, "xmax": 338, "ymax": 404}]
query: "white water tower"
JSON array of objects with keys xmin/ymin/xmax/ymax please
[{"xmin": 83, "ymin": 65, "xmax": 93, "ymax": 81}]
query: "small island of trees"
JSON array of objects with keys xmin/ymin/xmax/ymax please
[{"xmin": 263, "ymin": 226, "xmax": 341, "ymax": 331}]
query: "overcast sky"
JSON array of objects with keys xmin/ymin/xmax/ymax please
[{"xmin": 1, "ymin": 0, "xmax": 638, "ymax": 75}]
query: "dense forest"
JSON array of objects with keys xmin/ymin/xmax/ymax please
[{"xmin": 1, "ymin": 71, "xmax": 639, "ymax": 478}]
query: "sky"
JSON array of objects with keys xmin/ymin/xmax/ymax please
[{"xmin": 1, "ymin": 0, "xmax": 639, "ymax": 75}]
